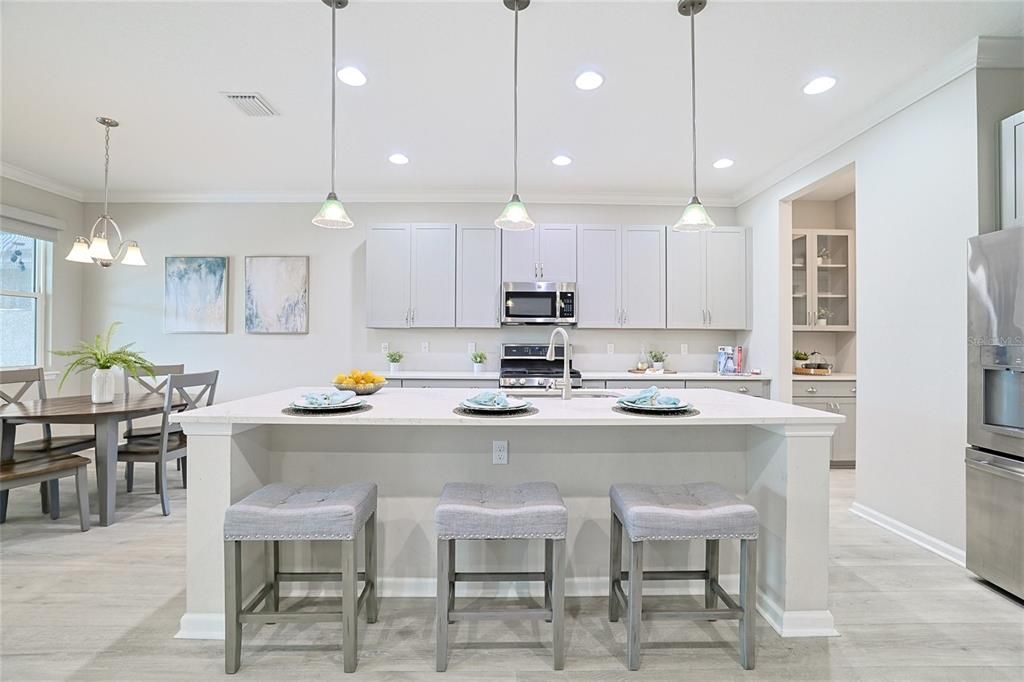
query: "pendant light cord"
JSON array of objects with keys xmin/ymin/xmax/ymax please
[
  {"xmin": 330, "ymin": 0, "xmax": 337, "ymax": 195},
  {"xmin": 102, "ymin": 123, "xmax": 111, "ymax": 216},
  {"xmin": 513, "ymin": 5, "xmax": 520, "ymax": 196},
  {"xmin": 689, "ymin": 9, "xmax": 697, "ymax": 198}
]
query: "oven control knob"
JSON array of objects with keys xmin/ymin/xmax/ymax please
[{"xmin": 518, "ymin": 378, "xmax": 527, "ymax": 386}]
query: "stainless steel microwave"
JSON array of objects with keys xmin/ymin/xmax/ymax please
[{"xmin": 501, "ymin": 282, "xmax": 576, "ymax": 325}]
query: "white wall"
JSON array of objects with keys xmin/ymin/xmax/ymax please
[
  {"xmin": 78, "ymin": 201, "xmax": 739, "ymax": 401},
  {"xmin": 976, "ymin": 68, "xmax": 1024, "ymax": 232},
  {"xmin": 738, "ymin": 71, "xmax": 983, "ymax": 552}
]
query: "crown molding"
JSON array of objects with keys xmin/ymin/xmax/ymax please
[{"xmin": 1, "ymin": 163, "xmax": 86, "ymax": 202}]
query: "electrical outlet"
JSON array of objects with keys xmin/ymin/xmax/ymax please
[
  {"xmin": 680, "ymin": 344, "xmax": 689, "ymax": 355},
  {"xmin": 606, "ymin": 343, "xmax": 615, "ymax": 355},
  {"xmin": 381, "ymin": 342, "xmax": 389, "ymax": 354},
  {"xmin": 421, "ymin": 341, "xmax": 430, "ymax": 353},
  {"xmin": 492, "ymin": 440, "xmax": 508, "ymax": 465},
  {"xmin": 468, "ymin": 342, "xmax": 477, "ymax": 354}
]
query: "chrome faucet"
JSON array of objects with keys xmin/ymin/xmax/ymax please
[{"xmin": 545, "ymin": 327, "xmax": 572, "ymax": 400}]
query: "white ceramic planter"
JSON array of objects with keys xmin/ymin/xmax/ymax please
[
  {"xmin": 652, "ymin": 362, "xmax": 665, "ymax": 371},
  {"xmin": 816, "ymin": 318, "xmax": 828, "ymax": 327},
  {"xmin": 389, "ymin": 362, "xmax": 400, "ymax": 373},
  {"xmin": 91, "ymin": 368, "xmax": 116, "ymax": 404},
  {"xmin": 473, "ymin": 363, "xmax": 484, "ymax": 375}
]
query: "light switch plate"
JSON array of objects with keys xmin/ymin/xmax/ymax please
[
  {"xmin": 421, "ymin": 341, "xmax": 430, "ymax": 353},
  {"xmin": 607, "ymin": 343, "xmax": 615, "ymax": 354},
  {"xmin": 680, "ymin": 344, "xmax": 689, "ymax": 355},
  {"xmin": 468, "ymin": 342, "xmax": 477, "ymax": 354},
  {"xmin": 492, "ymin": 440, "xmax": 508, "ymax": 465},
  {"xmin": 381, "ymin": 342, "xmax": 389, "ymax": 354}
]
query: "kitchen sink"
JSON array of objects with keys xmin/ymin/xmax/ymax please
[{"xmin": 504, "ymin": 389, "xmax": 622, "ymax": 399}]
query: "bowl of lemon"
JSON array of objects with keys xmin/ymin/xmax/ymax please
[{"xmin": 333, "ymin": 370, "xmax": 388, "ymax": 395}]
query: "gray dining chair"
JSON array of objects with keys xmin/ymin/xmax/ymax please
[
  {"xmin": 122, "ymin": 363, "xmax": 185, "ymax": 491},
  {"xmin": 117, "ymin": 370, "xmax": 218, "ymax": 516},
  {"xmin": 0, "ymin": 368, "xmax": 96, "ymax": 522}
]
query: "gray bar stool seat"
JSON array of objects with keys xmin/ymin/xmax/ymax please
[
  {"xmin": 435, "ymin": 482, "xmax": 568, "ymax": 671},
  {"xmin": 609, "ymin": 482, "xmax": 759, "ymax": 671},
  {"xmin": 223, "ymin": 482, "xmax": 378, "ymax": 674}
]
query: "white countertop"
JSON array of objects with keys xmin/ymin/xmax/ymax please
[
  {"xmin": 175, "ymin": 386, "xmax": 839, "ymax": 428},
  {"xmin": 384, "ymin": 370, "xmax": 769, "ymax": 381},
  {"xmin": 792, "ymin": 373, "xmax": 856, "ymax": 381}
]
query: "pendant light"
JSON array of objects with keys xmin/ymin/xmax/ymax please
[
  {"xmin": 672, "ymin": 0, "xmax": 716, "ymax": 232},
  {"xmin": 66, "ymin": 117, "xmax": 146, "ymax": 267},
  {"xmin": 495, "ymin": 0, "xmax": 535, "ymax": 232},
  {"xmin": 312, "ymin": 0, "xmax": 354, "ymax": 229}
]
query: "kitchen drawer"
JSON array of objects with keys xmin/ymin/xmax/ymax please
[
  {"xmin": 400, "ymin": 379, "xmax": 497, "ymax": 389},
  {"xmin": 606, "ymin": 379, "xmax": 688, "ymax": 390},
  {"xmin": 581, "ymin": 379, "xmax": 608, "ymax": 389},
  {"xmin": 685, "ymin": 380, "xmax": 766, "ymax": 398},
  {"xmin": 794, "ymin": 381, "xmax": 856, "ymax": 398}
]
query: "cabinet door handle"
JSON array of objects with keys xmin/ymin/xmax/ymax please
[
  {"xmin": 540, "ymin": 263, "xmax": 544, "ymax": 279},
  {"xmin": 738, "ymin": 386, "xmax": 749, "ymax": 393},
  {"xmin": 851, "ymin": 387, "xmax": 856, "ymax": 394},
  {"xmin": 404, "ymin": 309, "xmax": 410, "ymax": 326},
  {"xmin": 707, "ymin": 309, "xmax": 712, "ymax": 325},
  {"xmin": 623, "ymin": 310, "xmax": 627, "ymax": 325},
  {"xmin": 410, "ymin": 309, "xmax": 415, "ymax": 325},
  {"xmin": 806, "ymin": 386, "xmax": 817, "ymax": 393}
]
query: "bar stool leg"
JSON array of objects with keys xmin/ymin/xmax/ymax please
[
  {"xmin": 264, "ymin": 541, "xmax": 279, "ymax": 614},
  {"xmin": 47, "ymin": 479, "xmax": 60, "ymax": 520},
  {"xmin": 544, "ymin": 538, "xmax": 553, "ymax": 622},
  {"xmin": 365, "ymin": 512, "xmax": 378, "ymax": 624},
  {"xmin": 342, "ymin": 539, "xmax": 358, "ymax": 673},
  {"xmin": 75, "ymin": 465, "xmax": 90, "ymax": 532},
  {"xmin": 608, "ymin": 510, "xmax": 623, "ymax": 623},
  {"xmin": 739, "ymin": 538, "xmax": 757, "ymax": 670},
  {"xmin": 436, "ymin": 539, "xmax": 450, "ymax": 672},
  {"xmin": 705, "ymin": 539, "xmax": 719, "ymax": 609},
  {"xmin": 551, "ymin": 539, "xmax": 566, "ymax": 671},
  {"xmin": 626, "ymin": 539, "xmax": 644, "ymax": 671},
  {"xmin": 447, "ymin": 539, "xmax": 456, "ymax": 623},
  {"xmin": 224, "ymin": 540, "xmax": 242, "ymax": 674}
]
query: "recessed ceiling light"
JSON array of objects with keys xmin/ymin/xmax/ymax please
[
  {"xmin": 337, "ymin": 66, "xmax": 367, "ymax": 87},
  {"xmin": 803, "ymin": 76, "xmax": 836, "ymax": 95},
  {"xmin": 551, "ymin": 155, "xmax": 572, "ymax": 167},
  {"xmin": 574, "ymin": 71, "xmax": 604, "ymax": 91},
  {"xmin": 388, "ymin": 153, "xmax": 409, "ymax": 165},
  {"xmin": 713, "ymin": 158, "xmax": 734, "ymax": 169}
]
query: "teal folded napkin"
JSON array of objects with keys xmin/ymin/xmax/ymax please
[
  {"xmin": 618, "ymin": 386, "xmax": 681, "ymax": 407},
  {"xmin": 465, "ymin": 391, "xmax": 509, "ymax": 408},
  {"xmin": 301, "ymin": 389, "xmax": 356, "ymax": 406}
]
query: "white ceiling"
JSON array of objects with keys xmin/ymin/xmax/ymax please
[{"xmin": 2, "ymin": 1, "xmax": 1022, "ymax": 205}]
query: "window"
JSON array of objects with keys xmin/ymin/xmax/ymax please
[{"xmin": 1, "ymin": 230, "xmax": 49, "ymax": 368}]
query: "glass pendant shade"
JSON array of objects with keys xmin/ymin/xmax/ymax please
[
  {"xmin": 312, "ymin": 192, "xmax": 354, "ymax": 229},
  {"xmin": 494, "ymin": 194, "xmax": 535, "ymax": 232},
  {"xmin": 66, "ymin": 237, "xmax": 94, "ymax": 263},
  {"xmin": 87, "ymin": 236, "xmax": 114, "ymax": 261},
  {"xmin": 121, "ymin": 241, "xmax": 147, "ymax": 266},
  {"xmin": 672, "ymin": 196, "xmax": 716, "ymax": 232}
]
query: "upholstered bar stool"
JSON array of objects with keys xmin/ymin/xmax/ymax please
[
  {"xmin": 435, "ymin": 482, "xmax": 568, "ymax": 672},
  {"xmin": 608, "ymin": 482, "xmax": 759, "ymax": 671},
  {"xmin": 223, "ymin": 482, "xmax": 378, "ymax": 674}
]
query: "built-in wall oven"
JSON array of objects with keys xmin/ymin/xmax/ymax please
[
  {"xmin": 966, "ymin": 228, "xmax": 1024, "ymax": 599},
  {"xmin": 501, "ymin": 282, "xmax": 576, "ymax": 325}
]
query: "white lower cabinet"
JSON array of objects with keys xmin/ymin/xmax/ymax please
[
  {"xmin": 685, "ymin": 380, "xmax": 766, "ymax": 398},
  {"xmin": 456, "ymin": 225, "xmax": 501, "ymax": 327},
  {"xmin": 399, "ymin": 379, "xmax": 496, "ymax": 389},
  {"xmin": 577, "ymin": 225, "xmax": 665, "ymax": 329},
  {"xmin": 667, "ymin": 227, "xmax": 750, "ymax": 330},
  {"xmin": 793, "ymin": 383, "xmax": 856, "ymax": 467},
  {"xmin": 366, "ymin": 223, "xmax": 455, "ymax": 328}
]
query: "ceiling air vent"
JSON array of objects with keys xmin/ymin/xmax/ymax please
[{"xmin": 221, "ymin": 92, "xmax": 278, "ymax": 117}]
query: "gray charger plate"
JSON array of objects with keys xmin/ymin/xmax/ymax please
[
  {"xmin": 282, "ymin": 404, "xmax": 374, "ymax": 417},
  {"xmin": 613, "ymin": 405, "xmax": 701, "ymax": 418},
  {"xmin": 453, "ymin": 406, "xmax": 539, "ymax": 418}
]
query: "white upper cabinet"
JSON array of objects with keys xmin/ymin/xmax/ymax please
[
  {"xmin": 501, "ymin": 224, "xmax": 577, "ymax": 281},
  {"xmin": 456, "ymin": 225, "xmax": 501, "ymax": 328},
  {"xmin": 366, "ymin": 223, "xmax": 455, "ymax": 328},
  {"xmin": 667, "ymin": 226, "xmax": 750, "ymax": 330},
  {"xmin": 792, "ymin": 229, "xmax": 855, "ymax": 331},
  {"xmin": 1001, "ymin": 110, "xmax": 1024, "ymax": 229},
  {"xmin": 577, "ymin": 225, "xmax": 665, "ymax": 329}
]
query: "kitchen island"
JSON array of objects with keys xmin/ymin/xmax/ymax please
[{"xmin": 174, "ymin": 387, "xmax": 843, "ymax": 641}]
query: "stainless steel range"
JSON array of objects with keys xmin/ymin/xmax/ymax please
[{"xmin": 499, "ymin": 343, "xmax": 582, "ymax": 389}]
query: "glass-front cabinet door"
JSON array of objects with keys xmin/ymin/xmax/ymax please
[{"xmin": 793, "ymin": 229, "xmax": 855, "ymax": 331}]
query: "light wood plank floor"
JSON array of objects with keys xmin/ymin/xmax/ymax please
[{"xmin": 2, "ymin": 467, "xmax": 1022, "ymax": 680}]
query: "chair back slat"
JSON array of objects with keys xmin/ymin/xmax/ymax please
[
  {"xmin": 0, "ymin": 368, "xmax": 52, "ymax": 440},
  {"xmin": 123, "ymin": 364, "xmax": 185, "ymax": 436},
  {"xmin": 156, "ymin": 371, "xmax": 219, "ymax": 455}
]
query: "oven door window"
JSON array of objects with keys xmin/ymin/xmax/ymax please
[{"xmin": 506, "ymin": 293, "xmax": 556, "ymax": 318}]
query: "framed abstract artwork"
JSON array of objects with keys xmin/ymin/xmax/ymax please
[
  {"xmin": 163, "ymin": 256, "xmax": 229, "ymax": 333},
  {"xmin": 245, "ymin": 256, "xmax": 309, "ymax": 334}
]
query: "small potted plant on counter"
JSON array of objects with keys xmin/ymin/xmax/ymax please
[
  {"xmin": 816, "ymin": 306, "xmax": 832, "ymax": 327},
  {"xmin": 386, "ymin": 350, "xmax": 404, "ymax": 373},
  {"xmin": 793, "ymin": 350, "xmax": 809, "ymax": 370},
  {"xmin": 648, "ymin": 350, "xmax": 668, "ymax": 372},
  {"xmin": 471, "ymin": 351, "xmax": 487, "ymax": 374},
  {"xmin": 54, "ymin": 321, "xmax": 154, "ymax": 404}
]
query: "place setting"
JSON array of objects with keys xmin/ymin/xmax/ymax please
[
  {"xmin": 282, "ymin": 388, "xmax": 373, "ymax": 416},
  {"xmin": 613, "ymin": 386, "xmax": 700, "ymax": 418},
  {"xmin": 453, "ymin": 391, "xmax": 538, "ymax": 418}
]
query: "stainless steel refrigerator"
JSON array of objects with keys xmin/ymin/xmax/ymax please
[{"xmin": 966, "ymin": 228, "xmax": 1024, "ymax": 599}]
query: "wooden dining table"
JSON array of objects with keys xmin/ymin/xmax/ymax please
[{"xmin": 0, "ymin": 393, "xmax": 183, "ymax": 526}]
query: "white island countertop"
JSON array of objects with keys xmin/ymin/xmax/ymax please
[
  {"xmin": 382, "ymin": 370, "xmax": 770, "ymax": 381},
  {"xmin": 175, "ymin": 386, "xmax": 838, "ymax": 428}
]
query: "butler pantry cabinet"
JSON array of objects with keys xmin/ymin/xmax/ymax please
[
  {"xmin": 501, "ymin": 224, "xmax": 577, "ymax": 282},
  {"xmin": 666, "ymin": 226, "xmax": 751, "ymax": 330},
  {"xmin": 576, "ymin": 225, "xmax": 666, "ymax": 328},
  {"xmin": 366, "ymin": 223, "xmax": 456, "ymax": 328}
]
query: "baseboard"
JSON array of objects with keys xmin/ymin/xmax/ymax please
[
  {"xmin": 176, "ymin": 613, "xmax": 226, "ymax": 640},
  {"xmin": 849, "ymin": 501, "xmax": 966, "ymax": 567},
  {"xmin": 757, "ymin": 593, "xmax": 838, "ymax": 637}
]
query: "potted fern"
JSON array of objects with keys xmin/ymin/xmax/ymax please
[
  {"xmin": 385, "ymin": 350, "xmax": 404, "ymax": 373},
  {"xmin": 471, "ymin": 351, "xmax": 487, "ymax": 375},
  {"xmin": 54, "ymin": 322, "xmax": 154, "ymax": 404}
]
